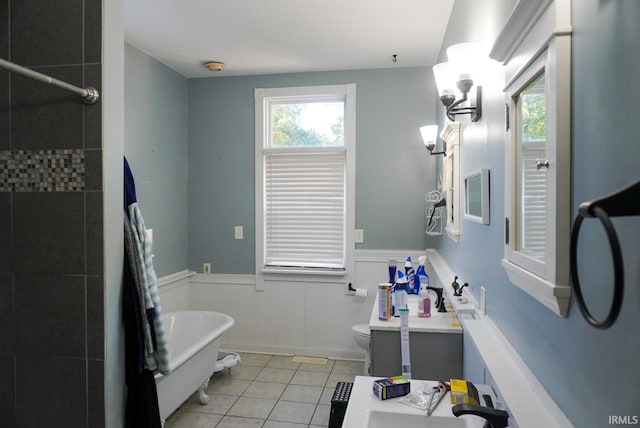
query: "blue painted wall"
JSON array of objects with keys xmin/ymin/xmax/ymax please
[
  {"xmin": 187, "ymin": 68, "xmax": 440, "ymax": 274},
  {"xmin": 124, "ymin": 43, "xmax": 189, "ymax": 277},
  {"xmin": 435, "ymin": 1, "xmax": 640, "ymax": 426}
]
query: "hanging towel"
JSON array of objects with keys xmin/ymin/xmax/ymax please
[
  {"xmin": 124, "ymin": 157, "xmax": 171, "ymax": 375},
  {"xmin": 123, "ymin": 248, "xmax": 162, "ymax": 428},
  {"xmin": 124, "ymin": 212, "xmax": 155, "ymax": 368},
  {"xmin": 124, "ymin": 157, "xmax": 138, "ymax": 213},
  {"xmin": 129, "ymin": 203, "xmax": 170, "ymax": 373}
]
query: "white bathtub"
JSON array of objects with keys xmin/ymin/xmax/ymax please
[{"xmin": 154, "ymin": 310, "xmax": 235, "ymax": 422}]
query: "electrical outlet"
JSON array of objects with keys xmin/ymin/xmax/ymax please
[
  {"xmin": 234, "ymin": 225, "xmax": 244, "ymax": 240},
  {"xmin": 203, "ymin": 263, "xmax": 211, "ymax": 274},
  {"xmin": 355, "ymin": 229, "xmax": 364, "ymax": 243}
]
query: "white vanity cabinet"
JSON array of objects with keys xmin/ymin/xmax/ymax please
[{"xmin": 368, "ymin": 294, "xmax": 463, "ymax": 380}]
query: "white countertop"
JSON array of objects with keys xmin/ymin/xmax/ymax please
[
  {"xmin": 368, "ymin": 293, "xmax": 463, "ymax": 334},
  {"xmin": 341, "ymin": 376, "xmax": 487, "ymax": 428}
]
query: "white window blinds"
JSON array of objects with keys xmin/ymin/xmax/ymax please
[
  {"xmin": 519, "ymin": 141, "xmax": 547, "ymax": 259},
  {"xmin": 264, "ymin": 148, "xmax": 346, "ymax": 270}
]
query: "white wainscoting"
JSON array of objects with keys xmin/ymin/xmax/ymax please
[
  {"xmin": 156, "ymin": 251, "xmax": 571, "ymax": 425},
  {"xmin": 158, "ymin": 250, "xmax": 428, "ymax": 360},
  {"xmin": 157, "ymin": 270, "xmax": 195, "ymax": 313}
]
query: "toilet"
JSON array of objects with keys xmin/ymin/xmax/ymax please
[{"xmin": 351, "ymin": 323, "xmax": 371, "ymax": 375}]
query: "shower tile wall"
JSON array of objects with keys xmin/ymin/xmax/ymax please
[{"xmin": 0, "ymin": 1, "xmax": 104, "ymax": 427}]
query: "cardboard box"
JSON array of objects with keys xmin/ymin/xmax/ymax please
[
  {"xmin": 450, "ymin": 379, "xmax": 479, "ymax": 405},
  {"xmin": 373, "ymin": 376, "xmax": 410, "ymax": 400}
]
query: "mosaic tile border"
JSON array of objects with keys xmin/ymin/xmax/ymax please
[{"xmin": 0, "ymin": 149, "xmax": 85, "ymax": 192}]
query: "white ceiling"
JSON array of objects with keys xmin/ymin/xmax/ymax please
[{"xmin": 124, "ymin": 0, "xmax": 455, "ymax": 79}]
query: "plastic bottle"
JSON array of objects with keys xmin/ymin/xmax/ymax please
[
  {"xmin": 418, "ymin": 284, "xmax": 431, "ymax": 318},
  {"xmin": 390, "ymin": 268, "xmax": 402, "ymax": 317},
  {"xmin": 414, "ymin": 256, "xmax": 429, "ymax": 290},
  {"xmin": 390, "ymin": 282, "xmax": 397, "ymax": 317},
  {"xmin": 404, "ymin": 257, "xmax": 416, "ymax": 294},
  {"xmin": 393, "ymin": 272, "xmax": 408, "ymax": 317},
  {"xmin": 378, "ymin": 283, "xmax": 392, "ymax": 321},
  {"xmin": 416, "ymin": 256, "xmax": 431, "ymax": 317},
  {"xmin": 388, "ymin": 259, "xmax": 397, "ymax": 284}
]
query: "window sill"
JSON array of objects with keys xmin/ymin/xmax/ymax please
[
  {"xmin": 446, "ymin": 224, "xmax": 460, "ymax": 243},
  {"xmin": 262, "ymin": 267, "xmax": 345, "ymax": 277},
  {"xmin": 501, "ymin": 259, "xmax": 571, "ymax": 317}
]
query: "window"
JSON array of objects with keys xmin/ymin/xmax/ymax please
[
  {"xmin": 516, "ymin": 71, "xmax": 547, "ymax": 272},
  {"xmin": 255, "ymin": 85, "xmax": 356, "ymax": 283},
  {"xmin": 494, "ymin": 0, "xmax": 572, "ymax": 316}
]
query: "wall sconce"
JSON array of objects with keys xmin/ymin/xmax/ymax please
[
  {"xmin": 420, "ymin": 125, "xmax": 445, "ymax": 155},
  {"xmin": 433, "ymin": 43, "xmax": 485, "ymax": 122}
]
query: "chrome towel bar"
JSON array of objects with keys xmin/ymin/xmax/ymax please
[{"xmin": 0, "ymin": 58, "xmax": 99, "ymax": 104}]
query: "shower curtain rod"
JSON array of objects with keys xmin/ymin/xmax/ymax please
[{"xmin": 0, "ymin": 58, "xmax": 99, "ymax": 105}]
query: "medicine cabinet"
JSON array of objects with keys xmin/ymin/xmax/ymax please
[{"xmin": 493, "ymin": 0, "xmax": 572, "ymax": 316}]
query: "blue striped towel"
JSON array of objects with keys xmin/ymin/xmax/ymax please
[{"xmin": 129, "ymin": 202, "xmax": 171, "ymax": 375}]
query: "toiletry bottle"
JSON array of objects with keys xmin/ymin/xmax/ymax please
[
  {"xmin": 404, "ymin": 256, "xmax": 416, "ymax": 294},
  {"xmin": 416, "ymin": 256, "xmax": 431, "ymax": 317},
  {"xmin": 390, "ymin": 267, "xmax": 402, "ymax": 317},
  {"xmin": 390, "ymin": 280, "xmax": 397, "ymax": 317},
  {"xmin": 415, "ymin": 256, "xmax": 429, "ymax": 290},
  {"xmin": 378, "ymin": 283, "xmax": 392, "ymax": 321},
  {"xmin": 418, "ymin": 284, "xmax": 431, "ymax": 318},
  {"xmin": 388, "ymin": 259, "xmax": 397, "ymax": 285},
  {"xmin": 393, "ymin": 272, "xmax": 408, "ymax": 316}
]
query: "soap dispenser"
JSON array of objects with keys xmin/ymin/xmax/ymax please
[{"xmin": 418, "ymin": 284, "xmax": 431, "ymax": 318}]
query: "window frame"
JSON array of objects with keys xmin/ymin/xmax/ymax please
[
  {"xmin": 441, "ymin": 122, "xmax": 461, "ymax": 242},
  {"xmin": 254, "ymin": 84, "xmax": 356, "ymax": 289},
  {"xmin": 508, "ymin": 56, "xmax": 548, "ymax": 277},
  {"xmin": 495, "ymin": 0, "xmax": 572, "ymax": 316}
]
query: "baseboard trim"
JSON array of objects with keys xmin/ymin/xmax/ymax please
[{"xmin": 220, "ymin": 341, "xmax": 364, "ymax": 361}]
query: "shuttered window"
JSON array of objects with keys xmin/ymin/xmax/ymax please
[
  {"xmin": 515, "ymin": 71, "xmax": 547, "ymax": 270},
  {"xmin": 255, "ymin": 85, "xmax": 355, "ymax": 276},
  {"xmin": 264, "ymin": 148, "xmax": 345, "ymax": 269},
  {"xmin": 519, "ymin": 141, "xmax": 546, "ymax": 259}
]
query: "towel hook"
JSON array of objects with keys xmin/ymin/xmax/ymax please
[{"xmin": 569, "ymin": 178, "xmax": 640, "ymax": 329}]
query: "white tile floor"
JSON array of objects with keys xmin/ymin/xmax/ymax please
[{"xmin": 164, "ymin": 353, "xmax": 364, "ymax": 428}]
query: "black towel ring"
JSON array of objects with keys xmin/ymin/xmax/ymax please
[
  {"xmin": 569, "ymin": 178, "xmax": 640, "ymax": 329},
  {"xmin": 570, "ymin": 206, "xmax": 624, "ymax": 329}
]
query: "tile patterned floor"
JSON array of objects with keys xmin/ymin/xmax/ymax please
[{"xmin": 164, "ymin": 353, "xmax": 364, "ymax": 428}]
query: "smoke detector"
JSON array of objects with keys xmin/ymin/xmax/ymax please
[{"xmin": 203, "ymin": 61, "xmax": 225, "ymax": 72}]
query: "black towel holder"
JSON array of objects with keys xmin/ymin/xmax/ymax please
[{"xmin": 569, "ymin": 178, "xmax": 640, "ymax": 329}]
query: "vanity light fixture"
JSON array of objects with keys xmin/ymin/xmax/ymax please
[
  {"xmin": 420, "ymin": 125, "xmax": 446, "ymax": 155},
  {"xmin": 433, "ymin": 43, "xmax": 485, "ymax": 122}
]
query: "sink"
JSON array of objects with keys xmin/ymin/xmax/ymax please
[
  {"xmin": 343, "ymin": 377, "xmax": 484, "ymax": 428},
  {"xmin": 365, "ymin": 409, "xmax": 467, "ymax": 428}
]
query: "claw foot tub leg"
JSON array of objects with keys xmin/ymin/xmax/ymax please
[{"xmin": 198, "ymin": 376, "xmax": 211, "ymax": 405}]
